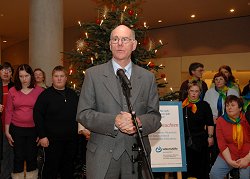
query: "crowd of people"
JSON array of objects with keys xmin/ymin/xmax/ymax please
[
  {"xmin": 0, "ymin": 25, "xmax": 162, "ymax": 179},
  {"xmin": 180, "ymin": 62, "xmax": 250, "ymax": 179},
  {"xmin": 0, "ymin": 24, "xmax": 249, "ymax": 179},
  {"xmin": 0, "ymin": 63, "xmax": 80, "ymax": 179}
]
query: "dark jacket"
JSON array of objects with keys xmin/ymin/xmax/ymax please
[
  {"xmin": 33, "ymin": 86, "xmax": 78, "ymax": 140},
  {"xmin": 0, "ymin": 81, "xmax": 14, "ymax": 160}
]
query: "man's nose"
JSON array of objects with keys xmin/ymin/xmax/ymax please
[{"xmin": 118, "ymin": 39, "xmax": 123, "ymax": 46}]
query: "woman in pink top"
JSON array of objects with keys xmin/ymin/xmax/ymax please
[{"xmin": 5, "ymin": 64, "xmax": 43, "ymax": 179}]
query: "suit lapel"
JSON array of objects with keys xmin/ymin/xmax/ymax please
[
  {"xmin": 130, "ymin": 64, "xmax": 142, "ymax": 106},
  {"xmin": 102, "ymin": 61, "xmax": 122, "ymax": 107}
]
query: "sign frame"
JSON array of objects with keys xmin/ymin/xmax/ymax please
[{"xmin": 150, "ymin": 101, "xmax": 187, "ymax": 172}]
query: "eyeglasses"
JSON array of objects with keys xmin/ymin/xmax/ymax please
[
  {"xmin": 195, "ymin": 69, "xmax": 204, "ymax": 73},
  {"xmin": 1, "ymin": 68, "xmax": 12, "ymax": 73},
  {"xmin": 110, "ymin": 37, "xmax": 134, "ymax": 44}
]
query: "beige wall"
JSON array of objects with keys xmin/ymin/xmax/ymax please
[
  {"xmin": 1, "ymin": 40, "xmax": 29, "ymax": 70},
  {"xmin": 154, "ymin": 52, "xmax": 250, "ymax": 96},
  {"xmin": 149, "ymin": 16, "xmax": 250, "ymax": 57}
]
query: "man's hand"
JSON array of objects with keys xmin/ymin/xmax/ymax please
[
  {"xmin": 0, "ymin": 104, "xmax": 4, "ymax": 113},
  {"xmin": 208, "ymin": 137, "xmax": 214, "ymax": 147},
  {"xmin": 115, "ymin": 111, "xmax": 136, "ymax": 134},
  {"xmin": 39, "ymin": 137, "xmax": 49, "ymax": 148},
  {"xmin": 79, "ymin": 128, "xmax": 91, "ymax": 140},
  {"xmin": 236, "ymin": 156, "xmax": 250, "ymax": 168},
  {"xmin": 227, "ymin": 159, "xmax": 239, "ymax": 168},
  {"xmin": 5, "ymin": 131, "xmax": 14, "ymax": 146}
]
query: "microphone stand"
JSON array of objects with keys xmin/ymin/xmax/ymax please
[{"xmin": 119, "ymin": 79, "xmax": 154, "ymax": 179}]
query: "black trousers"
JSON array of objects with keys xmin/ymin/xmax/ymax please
[
  {"xmin": 210, "ymin": 125, "xmax": 219, "ymax": 168},
  {"xmin": 41, "ymin": 138, "xmax": 77, "ymax": 179},
  {"xmin": 10, "ymin": 124, "xmax": 37, "ymax": 173}
]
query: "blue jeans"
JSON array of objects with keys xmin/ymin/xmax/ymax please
[{"xmin": 210, "ymin": 156, "xmax": 250, "ymax": 179}]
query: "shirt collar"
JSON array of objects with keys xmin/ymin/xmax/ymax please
[{"xmin": 111, "ymin": 58, "xmax": 132, "ymax": 78}]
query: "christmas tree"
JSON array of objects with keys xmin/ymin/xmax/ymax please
[{"xmin": 64, "ymin": 0, "xmax": 167, "ymax": 93}]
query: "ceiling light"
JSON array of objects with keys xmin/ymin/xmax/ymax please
[
  {"xmin": 3, "ymin": 40, "xmax": 7, "ymax": 43},
  {"xmin": 158, "ymin": 20, "xmax": 162, "ymax": 23},
  {"xmin": 230, "ymin": 9, "xmax": 235, "ymax": 13},
  {"xmin": 0, "ymin": 14, "xmax": 4, "ymax": 17},
  {"xmin": 190, "ymin": 14, "xmax": 195, "ymax": 18}
]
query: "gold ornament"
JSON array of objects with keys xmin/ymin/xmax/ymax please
[{"xmin": 76, "ymin": 39, "xmax": 86, "ymax": 51}]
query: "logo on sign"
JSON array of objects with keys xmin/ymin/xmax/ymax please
[{"xmin": 155, "ymin": 146, "xmax": 162, "ymax": 153}]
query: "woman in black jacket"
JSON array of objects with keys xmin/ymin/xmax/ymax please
[{"xmin": 182, "ymin": 80, "xmax": 214, "ymax": 179}]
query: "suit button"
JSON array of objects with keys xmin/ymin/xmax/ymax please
[{"xmin": 110, "ymin": 150, "xmax": 112, "ymax": 153}]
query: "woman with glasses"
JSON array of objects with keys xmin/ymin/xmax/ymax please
[
  {"xmin": 0, "ymin": 62, "xmax": 15, "ymax": 179},
  {"xmin": 182, "ymin": 80, "xmax": 214, "ymax": 179},
  {"xmin": 179, "ymin": 62, "xmax": 208, "ymax": 101}
]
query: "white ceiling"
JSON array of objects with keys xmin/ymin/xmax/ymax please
[{"xmin": 1, "ymin": 0, "xmax": 250, "ymax": 49}]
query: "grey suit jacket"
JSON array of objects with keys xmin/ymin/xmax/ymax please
[{"xmin": 77, "ymin": 60, "xmax": 161, "ymax": 179}]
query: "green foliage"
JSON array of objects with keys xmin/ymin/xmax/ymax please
[
  {"xmin": 159, "ymin": 91, "xmax": 180, "ymax": 101},
  {"xmin": 63, "ymin": 0, "xmax": 166, "ymax": 91}
]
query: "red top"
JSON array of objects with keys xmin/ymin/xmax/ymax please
[
  {"xmin": 5, "ymin": 86, "xmax": 44, "ymax": 127},
  {"xmin": 1, "ymin": 85, "xmax": 9, "ymax": 131},
  {"xmin": 217, "ymin": 114, "xmax": 250, "ymax": 165}
]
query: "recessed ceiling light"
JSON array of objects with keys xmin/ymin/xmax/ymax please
[
  {"xmin": 158, "ymin": 20, "xmax": 162, "ymax": 23},
  {"xmin": 0, "ymin": 14, "xmax": 4, "ymax": 17},
  {"xmin": 191, "ymin": 14, "xmax": 195, "ymax": 18},
  {"xmin": 3, "ymin": 40, "xmax": 7, "ymax": 43},
  {"xmin": 230, "ymin": 9, "xmax": 235, "ymax": 13}
]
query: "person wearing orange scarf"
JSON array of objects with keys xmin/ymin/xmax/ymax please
[
  {"xmin": 210, "ymin": 95, "xmax": 250, "ymax": 179},
  {"xmin": 182, "ymin": 81, "xmax": 214, "ymax": 179}
]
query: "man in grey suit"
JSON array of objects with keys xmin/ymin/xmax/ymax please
[{"xmin": 77, "ymin": 25, "xmax": 161, "ymax": 179}]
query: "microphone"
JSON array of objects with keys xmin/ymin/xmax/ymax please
[{"xmin": 116, "ymin": 68, "xmax": 132, "ymax": 89}]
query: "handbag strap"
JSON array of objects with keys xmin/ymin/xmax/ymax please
[{"xmin": 185, "ymin": 107, "xmax": 192, "ymax": 137}]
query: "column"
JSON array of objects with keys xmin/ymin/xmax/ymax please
[
  {"xmin": 0, "ymin": 36, "xmax": 2, "ymax": 63},
  {"xmin": 29, "ymin": 0, "xmax": 63, "ymax": 85}
]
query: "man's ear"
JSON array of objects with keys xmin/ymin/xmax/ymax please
[
  {"xmin": 109, "ymin": 41, "xmax": 112, "ymax": 51},
  {"xmin": 132, "ymin": 40, "xmax": 137, "ymax": 51}
]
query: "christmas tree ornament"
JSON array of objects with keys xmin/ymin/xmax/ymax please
[
  {"xmin": 96, "ymin": 18, "xmax": 101, "ymax": 24},
  {"xmin": 86, "ymin": 59, "xmax": 91, "ymax": 64},
  {"xmin": 76, "ymin": 39, "xmax": 86, "ymax": 51},
  {"xmin": 110, "ymin": 4, "xmax": 116, "ymax": 11},
  {"xmin": 143, "ymin": 37, "xmax": 149, "ymax": 46},
  {"xmin": 128, "ymin": 9, "xmax": 134, "ymax": 15},
  {"xmin": 148, "ymin": 62, "xmax": 155, "ymax": 68},
  {"xmin": 161, "ymin": 74, "xmax": 166, "ymax": 78}
]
